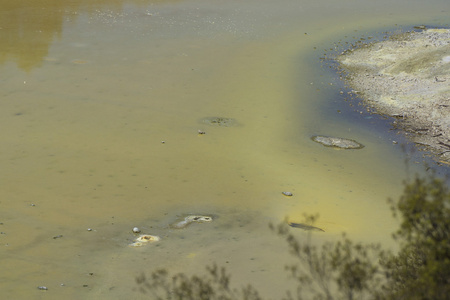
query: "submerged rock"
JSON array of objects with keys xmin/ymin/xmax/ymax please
[
  {"xmin": 128, "ymin": 215, "xmax": 213, "ymax": 247},
  {"xmin": 170, "ymin": 215, "xmax": 213, "ymax": 229},
  {"xmin": 288, "ymin": 222, "xmax": 325, "ymax": 232},
  {"xmin": 201, "ymin": 117, "xmax": 237, "ymax": 127},
  {"xmin": 129, "ymin": 234, "xmax": 161, "ymax": 247},
  {"xmin": 311, "ymin": 135, "xmax": 364, "ymax": 149}
]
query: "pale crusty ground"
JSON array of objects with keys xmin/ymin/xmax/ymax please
[{"xmin": 337, "ymin": 28, "xmax": 450, "ymax": 165}]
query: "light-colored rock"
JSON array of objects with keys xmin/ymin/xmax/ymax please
[{"xmin": 129, "ymin": 234, "xmax": 161, "ymax": 247}]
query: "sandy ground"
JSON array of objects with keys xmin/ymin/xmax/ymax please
[{"xmin": 337, "ymin": 28, "xmax": 450, "ymax": 165}]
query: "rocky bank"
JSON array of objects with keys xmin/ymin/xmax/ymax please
[{"xmin": 337, "ymin": 28, "xmax": 450, "ymax": 165}]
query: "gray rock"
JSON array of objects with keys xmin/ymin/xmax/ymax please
[{"xmin": 311, "ymin": 135, "xmax": 364, "ymax": 149}]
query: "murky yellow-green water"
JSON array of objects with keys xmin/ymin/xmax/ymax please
[{"xmin": 0, "ymin": 0, "xmax": 448, "ymax": 299}]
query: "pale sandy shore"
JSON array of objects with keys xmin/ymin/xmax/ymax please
[{"xmin": 337, "ymin": 28, "xmax": 450, "ymax": 164}]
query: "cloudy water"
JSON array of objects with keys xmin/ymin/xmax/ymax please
[{"xmin": 0, "ymin": 0, "xmax": 448, "ymax": 298}]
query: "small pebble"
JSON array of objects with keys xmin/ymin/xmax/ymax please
[
  {"xmin": 37, "ymin": 286, "xmax": 48, "ymax": 290},
  {"xmin": 132, "ymin": 227, "xmax": 141, "ymax": 233},
  {"xmin": 282, "ymin": 191, "xmax": 293, "ymax": 197}
]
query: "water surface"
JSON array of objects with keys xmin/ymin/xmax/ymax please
[{"xmin": 0, "ymin": 0, "xmax": 448, "ymax": 298}]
